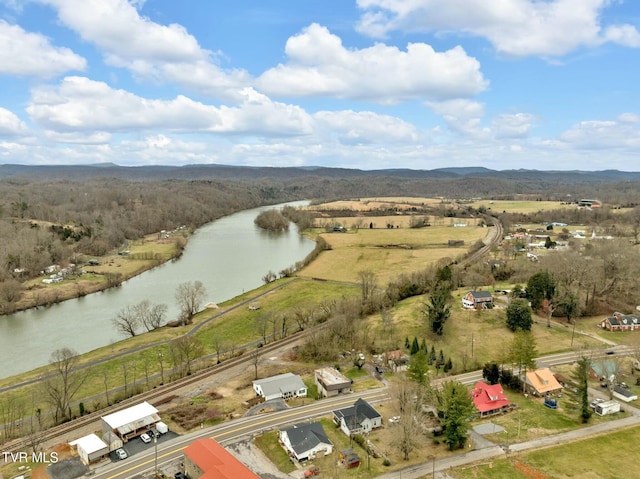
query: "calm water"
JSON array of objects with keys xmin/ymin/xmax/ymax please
[{"xmin": 0, "ymin": 202, "xmax": 314, "ymax": 379}]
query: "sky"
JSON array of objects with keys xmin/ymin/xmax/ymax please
[{"xmin": 0, "ymin": 0, "xmax": 639, "ymax": 171}]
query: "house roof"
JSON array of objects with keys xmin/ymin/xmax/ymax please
[
  {"xmin": 525, "ymin": 368, "xmax": 563, "ymax": 394},
  {"xmin": 591, "ymin": 360, "xmax": 617, "ymax": 378},
  {"xmin": 333, "ymin": 398, "xmax": 381, "ymax": 430},
  {"xmin": 253, "ymin": 372, "xmax": 306, "ymax": 397},
  {"xmin": 184, "ymin": 438, "xmax": 260, "ymax": 479},
  {"xmin": 281, "ymin": 422, "xmax": 332, "ymax": 456},
  {"xmin": 605, "ymin": 313, "xmax": 640, "ymax": 327},
  {"xmin": 613, "ymin": 385, "xmax": 638, "ymax": 399},
  {"xmin": 471, "ymin": 381, "xmax": 510, "ymax": 413},
  {"xmin": 101, "ymin": 402, "xmax": 160, "ymax": 432},
  {"xmin": 468, "ymin": 291, "xmax": 493, "ymax": 300},
  {"xmin": 315, "ymin": 367, "xmax": 351, "ymax": 389}
]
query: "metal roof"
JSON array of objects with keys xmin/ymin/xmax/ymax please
[{"xmin": 101, "ymin": 402, "xmax": 160, "ymax": 431}]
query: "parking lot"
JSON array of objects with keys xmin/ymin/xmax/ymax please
[{"xmin": 109, "ymin": 431, "xmax": 180, "ymax": 463}]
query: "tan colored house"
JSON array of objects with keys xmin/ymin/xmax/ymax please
[{"xmin": 524, "ymin": 368, "xmax": 563, "ymax": 396}]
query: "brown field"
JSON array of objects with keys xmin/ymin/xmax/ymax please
[
  {"xmin": 310, "ymin": 197, "xmax": 445, "ymax": 211},
  {"xmin": 299, "ymin": 225, "xmax": 488, "ymax": 284}
]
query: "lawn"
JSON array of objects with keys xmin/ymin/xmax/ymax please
[{"xmin": 454, "ymin": 425, "xmax": 640, "ymax": 479}]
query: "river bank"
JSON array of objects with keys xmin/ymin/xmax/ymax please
[{"xmin": 7, "ymin": 232, "xmax": 186, "ymax": 315}]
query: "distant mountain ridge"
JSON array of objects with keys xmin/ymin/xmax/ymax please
[{"xmin": 1, "ymin": 163, "xmax": 639, "ymax": 182}]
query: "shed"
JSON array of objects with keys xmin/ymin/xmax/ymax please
[{"xmin": 69, "ymin": 434, "xmax": 109, "ymax": 465}]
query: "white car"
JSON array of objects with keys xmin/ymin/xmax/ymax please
[
  {"xmin": 115, "ymin": 448, "xmax": 128, "ymax": 460},
  {"xmin": 140, "ymin": 433, "xmax": 152, "ymax": 444}
]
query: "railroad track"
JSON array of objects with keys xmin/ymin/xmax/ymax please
[
  {"xmin": 1, "ymin": 216, "xmax": 503, "ymax": 455},
  {"xmin": 0, "ymin": 332, "xmax": 304, "ymax": 455}
]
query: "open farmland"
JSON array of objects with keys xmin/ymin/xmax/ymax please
[
  {"xmin": 299, "ymin": 224, "xmax": 488, "ymax": 284},
  {"xmin": 468, "ymin": 199, "xmax": 575, "ymax": 214}
]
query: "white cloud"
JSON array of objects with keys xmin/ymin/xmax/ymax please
[
  {"xmin": 257, "ymin": 23, "xmax": 487, "ymax": 103},
  {"xmin": 40, "ymin": 0, "xmax": 250, "ymax": 99},
  {"xmin": 356, "ymin": 0, "xmax": 640, "ymax": 57},
  {"xmin": 0, "ymin": 20, "xmax": 86, "ymax": 77},
  {"xmin": 43, "ymin": 130, "xmax": 112, "ymax": 144},
  {"xmin": 426, "ymin": 99, "xmax": 485, "ymax": 135},
  {"xmin": 560, "ymin": 119, "xmax": 640, "ymax": 149},
  {"xmin": 0, "ymin": 107, "xmax": 29, "ymax": 136},
  {"xmin": 26, "ymin": 77, "xmax": 313, "ymax": 136},
  {"xmin": 492, "ymin": 113, "xmax": 536, "ymax": 139},
  {"xmin": 314, "ymin": 110, "xmax": 419, "ymax": 144}
]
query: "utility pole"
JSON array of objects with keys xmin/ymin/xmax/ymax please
[{"xmin": 154, "ymin": 434, "xmax": 158, "ymax": 479}]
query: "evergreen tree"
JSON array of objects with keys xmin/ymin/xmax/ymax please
[
  {"xmin": 429, "ymin": 345, "xmax": 436, "ymax": 365},
  {"xmin": 420, "ymin": 338, "xmax": 427, "ymax": 353},
  {"xmin": 410, "ymin": 337, "xmax": 420, "ymax": 355},
  {"xmin": 408, "ymin": 350, "xmax": 429, "ymax": 385},
  {"xmin": 436, "ymin": 349, "xmax": 445, "ymax": 369},
  {"xmin": 424, "ymin": 283, "xmax": 452, "ymax": 335},
  {"xmin": 439, "ymin": 381, "xmax": 475, "ymax": 450},
  {"xmin": 506, "ymin": 298, "xmax": 533, "ymax": 331},
  {"xmin": 405, "ymin": 337, "xmax": 410, "ymax": 349},
  {"xmin": 444, "ymin": 358, "xmax": 453, "ymax": 373},
  {"xmin": 571, "ymin": 356, "xmax": 593, "ymax": 423}
]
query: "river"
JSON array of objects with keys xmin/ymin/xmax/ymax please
[{"xmin": 0, "ymin": 202, "xmax": 314, "ymax": 380}]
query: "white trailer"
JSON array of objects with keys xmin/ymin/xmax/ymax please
[
  {"xmin": 156, "ymin": 421, "xmax": 169, "ymax": 434},
  {"xmin": 594, "ymin": 400, "xmax": 620, "ymax": 416}
]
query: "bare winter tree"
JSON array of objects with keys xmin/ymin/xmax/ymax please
[
  {"xmin": 169, "ymin": 336, "xmax": 204, "ymax": 377},
  {"xmin": 134, "ymin": 300, "xmax": 168, "ymax": 331},
  {"xmin": 175, "ymin": 280, "xmax": 207, "ymax": 325},
  {"xmin": 0, "ymin": 394, "xmax": 26, "ymax": 442},
  {"xmin": 41, "ymin": 348, "xmax": 87, "ymax": 424},
  {"xmin": 112, "ymin": 305, "xmax": 140, "ymax": 337}
]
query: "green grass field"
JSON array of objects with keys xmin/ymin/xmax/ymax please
[{"xmin": 455, "ymin": 425, "xmax": 640, "ymax": 479}]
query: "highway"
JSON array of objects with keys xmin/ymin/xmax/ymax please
[{"xmin": 91, "ymin": 389, "xmax": 389, "ymax": 479}]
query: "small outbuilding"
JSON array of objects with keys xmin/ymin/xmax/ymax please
[{"xmin": 69, "ymin": 434, "xmax": 109, "ymax": 465}]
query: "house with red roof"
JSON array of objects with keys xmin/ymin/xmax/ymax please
[
  {"xmin": 183, "ymin": 438, "xmax": 260, "ymax": 479},
  {"xmin": 471, "ymin": 381, "xmax": 512, "ymax": 417}
]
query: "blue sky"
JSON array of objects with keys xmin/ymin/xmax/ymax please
[{"xmin": 0, "ymin": 0, "xmax": 639, "ymax": 171}]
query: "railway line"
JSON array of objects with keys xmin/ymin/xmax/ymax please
[{"xmin": 1, "ymin": 213, "xmax": 504, "ymax": 457}]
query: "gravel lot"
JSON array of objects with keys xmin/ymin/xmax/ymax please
[{"xmin": 228, "ymin": 441, "xmax": 300, "ymax": 479}]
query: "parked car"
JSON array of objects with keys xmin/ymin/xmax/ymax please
[
  {"xmin": 115, "ymin": 448, "xmax": 128, "ymax": 460},
  {"xmin": 175, "ymin": 472, "xmax": 187, "ymax": 479},
  {"xmin": 140, "ymin": 433, "xmax": 152, "ymax": 444},
  {"xmin": 590, "ymin": 398, "xmax": 605, "ymax": 409}
]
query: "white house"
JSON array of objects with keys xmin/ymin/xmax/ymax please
[
  {"xmin": 252, "ymin": 372, "xmax": 307, "ymax": 401},
  {"xmin": 279, "ymin": 422, "xmax": 333, "ymax": 462},
  {"xmin": 332, "ymin": 398, "xmax": 383, "ymax": 436}
]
